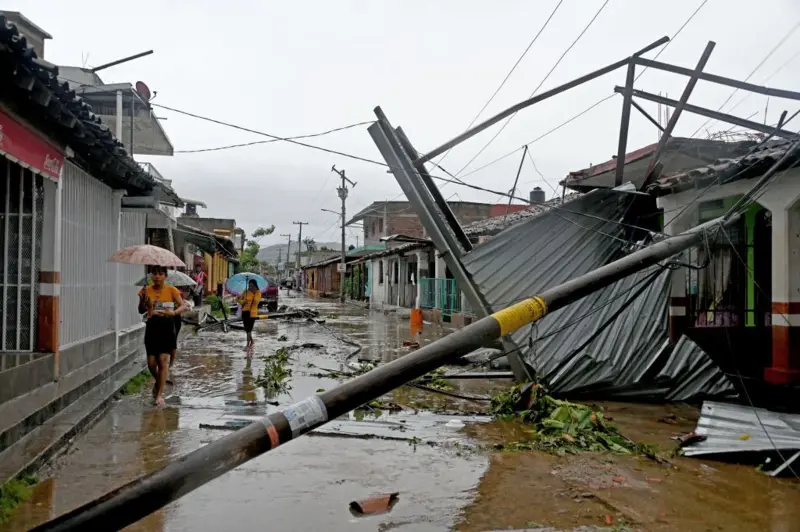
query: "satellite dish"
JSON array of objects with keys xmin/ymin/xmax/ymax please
[{"xmin": 135, "ymin": 81, "xmax": 152, "ymax": 101}]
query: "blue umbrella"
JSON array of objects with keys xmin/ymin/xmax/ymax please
[{"xmin": 226, "ymin": 272, "xmax": 268, "ymax": 296}]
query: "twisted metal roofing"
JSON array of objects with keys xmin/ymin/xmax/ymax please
[{"xmin": 462, "ymin": 189, "xmax": 735, "ymax": 401}]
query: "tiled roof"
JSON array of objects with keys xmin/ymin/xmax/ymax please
[
  {"xmin": 646, "ymin": 139, "xmax": 800, "ymax": 196},
  {"xmin": 566, "ymin": 142, "xmax": 659, "ymax": 182},
  {"xmin": 0, "ymin": 15, "xmax": 164, "ymax": 196},
  {"xmin": 562, "ymin": 137, "xmax": 755, "ymax": 190},
  {"xmin": 352, "ymin": 241, "xmax": 431, "ymax": 263},
  {"xmin": 463, "ymin": 194, "xmax": 581, "ymax": 237}
]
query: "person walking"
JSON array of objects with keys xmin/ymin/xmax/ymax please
[
  {"xmin": 238, "ymin": 279, "xmax": 261, "ymax": 348},
  {"xmin": 190, "ymin": 264, "xmax": 207, "ymax": 307},
  {"xmin": 138, "ymin": 266, "xmax": 188, "ymax": 405}
]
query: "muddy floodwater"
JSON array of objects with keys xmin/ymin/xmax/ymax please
[{"xmin": 3, "ymin": 292, "xmax": 800, "ymax": 531}]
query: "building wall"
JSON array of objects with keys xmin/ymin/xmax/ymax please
[
  {"xmin": 362, "ymin": 202, "xmax": 498, "ymax": 245},
  {"xmin": 203, "ymin": 251, "xmax": 230, "ymax": 295},
  {"xmin": 369, "ymin": 258, "xmax": 387, "ymax": 306},
  {"xmin": 658, "ymin": 167, "xmax": 800, "ymax": 385},
  {"xmin": 118, "ymin": 212, "xmax": 146, "ymax": 330},
  {"xmin": 60, "ymin": 162, "xmax": 117, "ymax": 347}
]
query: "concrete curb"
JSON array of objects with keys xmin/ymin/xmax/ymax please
[{"xmin": 0, "ymin": 352, "xmax": 146, "ymax": 484}]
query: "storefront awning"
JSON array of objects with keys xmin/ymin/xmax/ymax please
[{"xmin": 0, "ymin": 107, "xmax": 64, "ymax": 181}]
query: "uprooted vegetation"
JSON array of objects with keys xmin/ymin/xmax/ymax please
[
  {"xmin": 256, "ymin": 347, "xmax": 293, "ymax": 395},
  {"xmin": 489, "ymin": 383, "xmax": 641, "ymax": 455},
  {"xmin": 0, "ymin": 475, "xmax": 37, "ymax": 524}
]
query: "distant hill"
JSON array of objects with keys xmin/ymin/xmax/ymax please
[{"xmin": 257, "ymin": 241, "xmax": 339, "ymax": 262}]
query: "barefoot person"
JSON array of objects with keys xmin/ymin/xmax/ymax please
[
  {"xmin": 138, "ymin": 266, "xmax": 187, "ymax": 405},
  {"xmin": 238, "ymin": 279, "xmax": 261, "ymax": 348}
]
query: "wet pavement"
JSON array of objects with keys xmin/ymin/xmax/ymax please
[
  {"xmin": 3, "ymin": 291, "xmax": 800, "ymax": 531},
  {"xmin": 2, "ymin": 292, "xmax": 499, "ymax": 532}
]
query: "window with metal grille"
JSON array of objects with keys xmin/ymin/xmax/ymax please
[{"xmin": 0, "ymin": 157, "xmax": 44, "ymax": 353}]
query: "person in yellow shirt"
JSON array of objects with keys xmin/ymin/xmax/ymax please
[
  {"xmin": 137, "ymin": 266, "xmax": 188, "ymax": 405},
  {"xmin": 238, "ymin": 279, "xmax": 261, "ymax": 348}
]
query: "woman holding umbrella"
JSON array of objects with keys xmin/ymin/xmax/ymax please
[
  {"xmin": 110, "ymin": 245, "xmax": 188, "ymax": 405},
  {"xmin": 238, "ymin": 279, "xmax": 261, "ymax": 348},
  {"xmin": 135, "ymin": 269, "xmax": 196, "ymax": 377},
  {"xmin": 138, "ymin": 265, "xmax": 188, "ymax": 405}
]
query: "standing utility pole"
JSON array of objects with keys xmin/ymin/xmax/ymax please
[
  {"xmin": 332, "ymin": 165, "xmax": 357, "ymax": 303},
  {"xmin": 280, "ymin": 233, "xmax": 292, "ymax": 275},
  {"xmin": 292, "ymin": 222, "xmax": 308, "ymax": 275}
]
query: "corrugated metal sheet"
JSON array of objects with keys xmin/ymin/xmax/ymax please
[
  {"xmin": 683, "ymin": 401, "xmax": 800, "ymax": 456},
  {"xmin": 118, "ymin": 212, "xmax": 146, "ymax": 330},
  {"xmin": 462, "ymin": 189, "xmax": 736, "ymax": 400},
  {"xmin": 61, "ymin": 162, "xmax": 117, "ymax": 346}
]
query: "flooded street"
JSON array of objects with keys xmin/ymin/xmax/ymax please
[
  {"xmin": 3, "ymin": 291, "xmax": 800, "ymax": 531},
  {"xmin": 3, "ymin": 292, "xmax": 497, "ymax": 532}
]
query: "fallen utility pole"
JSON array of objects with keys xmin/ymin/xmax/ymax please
[{"xmin": 34, "ymin": 211, "xmax": 755, "ymax": 532}]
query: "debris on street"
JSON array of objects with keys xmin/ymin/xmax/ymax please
[
  {"xmin": 349, "ymin": 492, "xmax": 400, "ymax": 517},
  {"xmin": 681, "ymin": 401, "xmax": 800, "ymax": 475},
  {"xmin": 489, "ymin": 383, "xmax": 640, "ymax": 455}
]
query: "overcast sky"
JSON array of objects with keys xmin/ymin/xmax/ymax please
[{"xmin": 15, "ymin": 0, "xmax": 800, "ymax": 247}]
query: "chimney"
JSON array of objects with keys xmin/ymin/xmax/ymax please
[{"xmin": 529, "ymin": 187, "xmax": 546, "ymax": 204}]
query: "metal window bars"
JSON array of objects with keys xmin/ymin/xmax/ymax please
[{"xmin": 0, "ymin": 157, "xmax": 43, "ymax": 370}]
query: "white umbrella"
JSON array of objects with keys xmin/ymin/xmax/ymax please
[{"xmin": 134, "ymin": 270, "xmax": 197, "ymax": 287}]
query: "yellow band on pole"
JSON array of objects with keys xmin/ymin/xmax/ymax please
[{"xmin": 491, "ymin": 297, "xmax": 547, "ymax": 336}]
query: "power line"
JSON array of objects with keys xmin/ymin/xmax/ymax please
[
  {"xmin": 150, "ymin": 103, "xmax": 388, "ymax": 167},
  {"xmin": 454, "ymin": 0, "xmax": 710, "ymax": 184},
  {"xmin": 690, "ymin": 18, "xmax": 800, "ymax": 137},
  {"xmin": 453, "ymin": 0, "xmax": 613, "ymax": 177},
  {"xmin": 431, "ymin": 0, "xmax": 566, "ymax": 171},
  {"xmin": 172, "ymin": 121, "xmax": 374, "ymax": 153},
  {"xmin": 716, "ymin": 48, "xmax": 800, "ymax": 121}
]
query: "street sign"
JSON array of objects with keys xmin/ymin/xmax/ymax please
[{"xmin": 336, "ymin": 263, "xmax": 346, "ymax": 273}]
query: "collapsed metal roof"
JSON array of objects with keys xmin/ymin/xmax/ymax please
[
  {"xmin": 462, "ymin": 189, "xmax": 736, "ymax": 401},
  {"xmin": 684, "ymin": 401, "xmax": 800, "ymax": 458}
]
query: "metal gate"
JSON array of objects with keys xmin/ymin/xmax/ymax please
[
  {"xmin": 0, "ymin": 157, "xmax": 43, "ymax": 358},
  {"xmin": 419, "ymin": 277, "xmax": 461, "ymax": 317}
]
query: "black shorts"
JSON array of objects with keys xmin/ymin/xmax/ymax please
[
  {"xmin": 145, "ymin": 317, "xmax": 177, "ymax": 357},
  {"xmin": 242, "ymin": 311, "xmax": 256, "ymax": 334}
]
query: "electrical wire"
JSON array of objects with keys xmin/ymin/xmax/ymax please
[
  {"xmin": 431, "ymin": 0, "xmax": 566, "ymax": 172},
  {"xmin": 690, "ymin": 18, "xmax": 800, "ymax": 138},
  {"xmin": 173, "ymin": 121, "xmax": 375, "ymax": 153},
  {"xmin": 661, "ymin": 124, "xmax": 800, "ymax": 232},
  {"xmin": 724, "ymin": 49, "xmax": 800, "ymax": 118},
  {"xmin": 452, "ymin": 0, "xmax": 709, "ymax": 184},
  {"xmin": 150, "ymin": 103, "xmax": 388, "ymax": 167},
  {"xmin": 453, "ymin": 0, "xmax": 612, "ymax": 178},
  {"xmin": 715, "ymin": 226, "xmax": 799, "ymax": 479}
]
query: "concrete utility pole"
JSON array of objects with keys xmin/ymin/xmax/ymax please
[
  {"xmin": 280, "ymin": 233, "xmax": 291, "ymax": 275},
  {"xmin": 332, "ymin": 165, "xmax": 357, "ymax": 302},
  {"xmin": 292, "ymin": 221, "xmax": 308, "ymax": 278}
]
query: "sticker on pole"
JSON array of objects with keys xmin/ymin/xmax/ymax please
[{"xmin": 283, "ymin": 396, "xmax": 328, "ymax": 439}]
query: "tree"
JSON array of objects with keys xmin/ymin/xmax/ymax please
[
  {"xmin": 303, "ymin": 237, "xmax": 316, "ymax": 252},
  {"xmin": 239, "ymin": 225, "xmax": 275, "ymax": 273}
]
